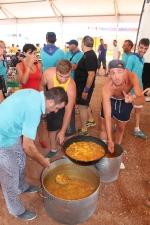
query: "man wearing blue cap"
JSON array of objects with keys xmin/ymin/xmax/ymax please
[
  {"xmin": 99, "ymin": 59, "xmax": 145, "ymax": 153},
  {"xmin": 65, "ymin": 39, "xmax": 83, "ymax": 79}
]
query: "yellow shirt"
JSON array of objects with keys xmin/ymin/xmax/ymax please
[{"xmin": 53, "ymin": 73, "xmax": 70, "ymax": 91}]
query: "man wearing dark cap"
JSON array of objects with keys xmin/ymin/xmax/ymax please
[
  {"xmin": 40, "ymin": 32, "xmax": 65, "ymax": 71},
  {"xmin": 99, "ymin": 59, "xmax": 145, "ymax": 153},
  {"xmin": 65, "ymin": 40, "xmax": 83, "ymax": 79}
]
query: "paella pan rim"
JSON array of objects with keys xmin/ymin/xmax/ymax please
[{"xmin": 63, "ymin": 135, "xmax": 108, "ymax": 165}]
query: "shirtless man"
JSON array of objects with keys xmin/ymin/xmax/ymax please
[
  {"xmin": 99, "ymin": 59, "xmax": 145, "ymax": 153},
  {"xmin": 39, "ymin": 59, "xmax": 76, "ymax": 158}
]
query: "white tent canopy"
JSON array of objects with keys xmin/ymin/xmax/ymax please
[{"xmin": 0, "ymin": 0, "xmax": 144, "ymax": 25}]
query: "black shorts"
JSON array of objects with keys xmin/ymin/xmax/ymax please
[
  {"xmin": 46, "ymin": 107, "xmax": 76, "ymax": 137},
  {"xmin": 97, "ymin": 57, "xmax": 106, "ymax": 69},
  {"xmin": 101, "ymin": 97, "xmax": 133, "ymax": 122},
  {"xmin": 76, "ymin": 84, "xmax": 94, "ymax": 106}
]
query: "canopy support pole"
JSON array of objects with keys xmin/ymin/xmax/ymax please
[
  {"xmin": 113, "ymin": 0, "xmax": 120, "ymax": 40},
  {"xmin": 46, "ymin": 0, "xmax": 64, "ymax": 48}
]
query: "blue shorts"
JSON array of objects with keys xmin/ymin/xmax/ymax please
[{"xmin": 101, "ymin": 97, "xmax": 133, "ymax": 122}]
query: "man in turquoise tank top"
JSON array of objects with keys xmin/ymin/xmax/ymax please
[
  {"xmin": 126, "ymin": 38, "xmax": 149, "ymax": 138},
  {"xmin": 121, "ymin": 39, "xmax": 133, "ymax": 66},
  {"xmin": 40, "ymin": 32, "xmax": 65, "ymax": 72},
  {"xmin": 65, "ymin": 39, "xmax": 83, "ymax": 79}
]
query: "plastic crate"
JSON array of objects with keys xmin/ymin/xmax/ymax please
[{"xmin": 7, "ymin": 81, "xmax": 19, "ymax": 87}]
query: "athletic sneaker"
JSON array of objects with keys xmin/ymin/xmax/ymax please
[
  {"xmin": 132, "ymin": 130, "xmax": 147, "ymax": 139},
  {"xmin": 87, "ymin": 120, "xmax": 96, "ymax": 128},
  {"xmin": 45, "ymin": 150, "xmax": 58, "ymax": 158},
  {"xmin": 78, "ymin": 129, "xmax": 89, "ymax": 136},
  {"xmin": 15, "ymin": 210, "xmax": 37, "ymax": 221},
  {"xmin": 23, "ymin": 186, "xmax": 40, "ymax": 194}
]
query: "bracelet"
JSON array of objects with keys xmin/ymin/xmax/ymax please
[
  {"xmin": 61, "ymin": 130, "xmax": 65, "ymax": 134},
  {"xmin": 84, "ymin": 86, "xmax": 90, "ymax": 93}
]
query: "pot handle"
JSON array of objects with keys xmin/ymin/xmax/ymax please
[{"xmin": 38, "ymin": 187, "xmax": 49, "ymax": 199}]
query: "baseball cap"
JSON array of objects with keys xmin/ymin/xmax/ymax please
[
  {"xmin": 66, "ymin": 40, "xmax": 78, "ymax": 46},
  {"xmin": 108, "ymin": 60, "xmax": 125, "ymax": 70}
]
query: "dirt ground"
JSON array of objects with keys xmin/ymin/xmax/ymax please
[{"xmin": 1, "ymin": 74, "xmax": 150, "ymax": 225}]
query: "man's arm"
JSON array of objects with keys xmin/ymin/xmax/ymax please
[
  {"xmin": 81, "ymin": 71, "xmax": 95, "ymax": 100},
  {"xmin": 102, "ymin": 87, "xmax": 113, "ymax": 143},
  {"xmin": 0, "ymin": 90, "xmax": 4, "ymax": 103},
  {"xmin": 72, "ymin": 64, "xmax": 78, "ymax": 70},
  {"xmin": 39, "ymin": 68, "xmax": 56, "ymax": 92},
  {"xmin": 85, "ymin": 71, "xmax": 95, "ymax": 88},
  {"xmin": 22, "ymin": 136, "xmax": 50, "ymax": 168},
  {"xmin": 39, "ymin": 70, "xmax": 48, "ymax": 92},
  {"xmin": 60, "ymin": 80, "xmax": 76, "ymax": 133},
  {"xmin": 57, "ymin": 80, "xmax": 76, "ymax": 143},
  {"xmin": 0, "ymin": 78, "xmax": 4, "ymax": 103},
  {"xmin": 101, "ymin": 86, "xmax": 115, "ymax": 153},
  {"xmin": 103, "ymin": 44, "xmax": 108, "ymax": 50},
  {"xmin": 97, "ymin": 45, "xmax": 100, "ymax": 53},
  {"xmin": 118, "ymin": 51, "xmax": 121, "ymax": 59}
]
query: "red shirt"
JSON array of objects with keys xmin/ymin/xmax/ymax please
[{"xmin": 21, "ymin": 61, "xmax": 40, "ymax": 91}]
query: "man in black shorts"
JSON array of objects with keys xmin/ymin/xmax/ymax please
[
  {"xmin": 97, "ymin": 38, "xmax": 108, "ymax": 76},
  {"xmin": 39, "ymin": 59, "xmax": 76, "ymax": 158},
  {"xmin": 99, "ymin": 59, "xmax": 145, "ymax": 153},
  {"xmin": 75, "ymin": 36, "xmax": 97, "ymax": 136}
]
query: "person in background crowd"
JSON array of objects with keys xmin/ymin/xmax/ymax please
[
  {"xmin": 36, "ymin": 43, "xmax": 41, "ymax": 53},
  {"xmin": 75, "ymin": 35, "xmax": 97, "ymax": 136},
  {"xmin": 99, "ymin": 60, "xmax": 145, "ymax": 153},
  {"xmin": 97, "ymin": 38, "xmax": 108, "ymax": 76},
  {"xmin": 0, "ymin": 40, "xmax": 7, "ymax": 82},
  {"xmin": 9, "ymin": 44, "xmax": 18, "ymax": 54},
  {"xmin": 0, "ymin": 87, "xmax": 68, "ymax": 221},
  {"xmin": 125, "ymin": 38, "xmax": 150, "ymax": 139},
  {"xmin": 64, "ymin": 45, "xmax": 69, "ymax": 53},
  {"xmin": 16, "ymin": 45, "xmax": 19, "ymax": 51},
  {"xmin": 40, "ymin": 32, "xmax": 65, "ymax": 72},
  {"xmin": 11, "ymin": 52, "xmax": 23, "ymax": 67},
  {"xmin": 121, "ymin": 39, "xmax": 133, "ymax": 65},
  {"xmin": 65, "ymin": 39, "xmax": 83, "ymax": 79},
  {"xmin": 113, "ymin": 40, "xmax": 121, "ymax": 60},
  {"xmin": 16, "ymin": 43, "xmax": 47, "ymax": 148},
  {"xmin": 39, "ymin": 59, "xmax": 76, "ymax": 158},
  {"xmin": 18, "ymin": 49, "xmax": 25, "ymax": 59}
]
